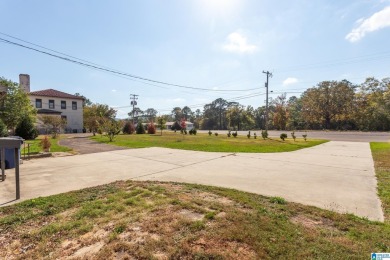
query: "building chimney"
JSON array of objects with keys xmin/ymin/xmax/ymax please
[{"xmin": 19, "ymin": 74, "xmax": 30, "ymax": 92}]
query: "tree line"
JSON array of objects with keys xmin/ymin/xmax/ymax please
[{"xmin": 139, "ymin": 77, "xmax": 390, "ymax": 131}]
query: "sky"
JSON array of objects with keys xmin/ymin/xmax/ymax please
[{"xmin": 1, "ymin": 0, "xmax": 390, "ymax": 118}]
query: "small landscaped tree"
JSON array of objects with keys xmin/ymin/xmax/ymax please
[
  {"xmin": 157, "ymin": 116, "xmax": 167, "ymax": 136},
  {"xmin": 147, "ymin": 121, "xmax": 156, "ymax": 134},
  {"xmin": 136, "ymin": 121, "xmax": 146, "ymax": 134},
  {"xmin": 15, "ymin": 115, "xmax": 38, "ymax": 140},
  {"xmin": 123, "ymin": 121, "xmax": 135, "ymax": 134},
  {"xmin": 101, "ymin": 119, "xmax": 122, "ymax": 142},
  {"xmin": 40, "ymin": 115, "xmax": 67, "ymax": 139}
]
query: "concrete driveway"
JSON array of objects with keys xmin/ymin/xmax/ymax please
[{"xmin": 0, "ymin": 141, "xmax": 383, "ymax": 221}]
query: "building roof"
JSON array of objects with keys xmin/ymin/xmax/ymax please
[{"xmin": 29, "ymin": 89, "xmax": 84, "ymax": 100}]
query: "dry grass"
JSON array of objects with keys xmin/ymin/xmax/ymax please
[{"xmin": 1, "ymin": 181, "xmax": 389, "ymax": 259}]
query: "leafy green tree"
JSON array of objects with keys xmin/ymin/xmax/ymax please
[
  {"xmin": 301, "ymin": 80, "xmax": 355, "ymax": 129},
  {"xmin": 0, "ymin": 77, "xmax": 36, "ymax": 134},
  {"xmin": 271, "ymin": 93, "xmax": 288, "ymax": 130},
  {"xmin": 182, "ymin": 106, "xmax": 193, "ymax": 121},
  {"xmin": 287, "ymin": 96, "xmax": 305, "ymax": 130},
  {"xmin": 171, "ymin": 107, "xmax": 182, "ymax": 121},
  {"xmin": 144, "ymin": 108, "xmax": 158, "ymax": 121},
  {"xmin": 0, "ymin": 118, "xmax": 8, "ymax": 137},
  {"xmin": 101, "ymin": 119, "xmax": 122, "ymax": 142},
  {"xmin": 84, "ymin": 103, "xmax": 117, "ymax": 135},
  {"xmin": 15, "ymin": 115, "xmax": 38, "ymax": 140},
  {"xmin": 354, "ymin": 77, "xmax": 390, "ymax": 131}
]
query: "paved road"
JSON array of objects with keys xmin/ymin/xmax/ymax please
[
  {"xmin": 0, "ymin": 141, "xmax": 383, "ymax": 221},
  {"xmin": 198, "ymin": 130, "xmax": 390, "ymax": 142},
  {"xmin": 58, "ymin": 136, "xmax": 127, "ymax": 154}
]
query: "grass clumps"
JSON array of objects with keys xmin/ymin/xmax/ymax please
[{"xmin": 1, "ymin": 181, "xmax": 390, "ymax": 259}]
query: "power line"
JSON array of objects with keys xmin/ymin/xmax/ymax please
[{"xmin": 0, "ymin": 36, "xmax": 258, "ymax": 93}]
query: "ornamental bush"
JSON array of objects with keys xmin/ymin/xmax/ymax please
[
  {"xmin": 280, "ymin": 133, "xmax": 287, "ymax": 141},
  {"xmin": 261, "ymin": 130, "xmax": 268, "ymax": 140},
  {"xmin": 147, "ymin": 122, "xmax": 156, "ymax": 134},
  {"xmin": 136, "ymin": 122, "xmax": 146, "ymax": 134},
  {"xmin": 123, "ymin": 121, "xmax": 135, "ymax": 134},
  {"xmin": 15, "ymin": 115, "xmax": 38, "ymax": 140}
]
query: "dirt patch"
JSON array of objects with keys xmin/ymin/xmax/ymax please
[
  {"xmin": 179, "ymin": 209, "xmax": 204, "ymax": 221},
  {"xmin": 190, "ymin": 238, "xmax": 258, "ymax": 259},
  {"xmin": 198, "ymin": 192, "xmax": 234, "ymax": 205},
  {"xmin": 290, "ymin": 215, "xmax": 336, "ymax": 231},
  {"xmin": 58, "ymin": 137, "xmax": 127, "ymax": 154},
  {"xmin": 69, "ymin": 241, "xmax": 104, "ymax": 258}
]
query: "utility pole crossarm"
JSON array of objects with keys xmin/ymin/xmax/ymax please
[{"xmin": 130, "ymin": 94, "xmax": 139, "ymax": 125}]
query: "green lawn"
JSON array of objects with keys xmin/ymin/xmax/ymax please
[
  {"xmin": 371, "ymin": 142, "xmax": 390, "ymax": 222},
  {"xmin": 91, "ymin": 131, "xmax": 327, "ymax": 153},
  {"xmin": 21, "ymin": 135, "xmax": 72, "ymax": 155}
]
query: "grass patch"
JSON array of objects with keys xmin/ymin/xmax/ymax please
[
  {"xmin": 371, "ymin": 142, "xmax": 390, "ymax": 222},
  {"xmin": 1, "ymin": 181, "xmax": 389, "ymax": 259},
  {"xmin": 21, "ymin": 135, "xmax": 72, "ymax": 154},
  {"xmin": 91, "ymin": 131, "xmax": 327, "ymax": 153}
]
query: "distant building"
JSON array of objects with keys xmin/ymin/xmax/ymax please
[
  {"xmin": 1, "ymin": 74, "xmax": 84, "ymax": 133},
  {"xmin": 29, "ymin": 88, "xmax": 84, "ymax": 133},
  {"xmin": 165, "ymin": 121, "xmax": 194, "ymax": 130}
]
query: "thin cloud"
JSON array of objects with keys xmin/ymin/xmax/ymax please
[
  {"xmin": 346, "ymin": 6, "xmax": 390, "ymax": 42},
  {"xmin": 222, "ymin": 32, "xmax": 257, "ymax": 54},
  {"xmin": 283, "ymin": 77, "xmax": 298, "ymax": 86}
]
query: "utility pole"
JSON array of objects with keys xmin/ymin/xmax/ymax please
[
  {"xmin": 130, "ymin": 94, "xmax": 139, "ymax": 125},
  {"xmin": 262, "ymin": 70, "xmax": 272, "ymax": 130}
]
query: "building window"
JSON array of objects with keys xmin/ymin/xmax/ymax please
[
  {"xmin": 49, "ymin": 100, "xmax": 55, "ymax": 109},
  {"xmin": 61, "ymin": 115, "xmax": 67, "ymax": 122},
  {"xmin": 61, "ymin": 101, "xmax": 66, "ymax": 109},
  {"xmin": 72, "ymin": 101, "xmax": 77, "ymax": 110},
  {"xmin": 36, "ymin": 99, "xmax": 42, "ymax": 108}
]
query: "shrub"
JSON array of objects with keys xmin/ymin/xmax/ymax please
[
  {"xmin": 136, "ymin": 122, "xmax": 145, "ymax": 134},
  {"xmin": 291, "ymin": 131, "xmax": 296, "ymax": 141},
  {"xmin": 189, "ymin": 128, "xmax": 197, "ymax": 135},
  {"xmin": 261, "ymin": 130, "xmax": 268, "ymax": 140},
  {"xmin": 302, "ymin": 133, "xmax": 307, "ymax": 141},
  {"xmin": 227, "ymin": 130, "xmax": 231, "ymax": 137},
  {"xmin": 214, "ymin": 132, "xmax": 218, "ymax": 136},
  {"xmin": 171, "ymin": 121, "xmax": 181, "ymax": 131},
  {"xmin": 123, "ymin": 122, "xmax": 135, "ymax": 134},
  {"xmin": 247, "ymin": 131, "xmax": 251, "ymax": 139},
  {"xmin": 280, "ymin": 133, "xmax": 287, "ymax": 141},
  {"xmin": 270, "ymin": 196, "xmax": 286, "ymax": 205},
  {"xmin": 15, "ymin": 115, "xmax": 38, "ymax": 140},
  {"xmin": 232, "ymin": 131, "xmax": 238, "ymax": 138},
  {"xmin": 40, "ymin": 136, "xmax": 51, "ymax": 152},
  {"xmin": 0, "ymin": 118, "xmax": 8, "ymax": 137},
  {"xmin": 254, "ymin": 133, "xmax": 257, "ymax": 139},
  {"xmin": 208, "ymin": 130, "xmax": 212, "ymax": 136},
  {"xmin": 147, "ymin": 122, "xmax": 156, "ymax": 134}
]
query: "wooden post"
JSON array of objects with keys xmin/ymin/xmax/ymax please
[{"xmin": 15, "ymin": 147, "xmax": 20, "ymax": 199}]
